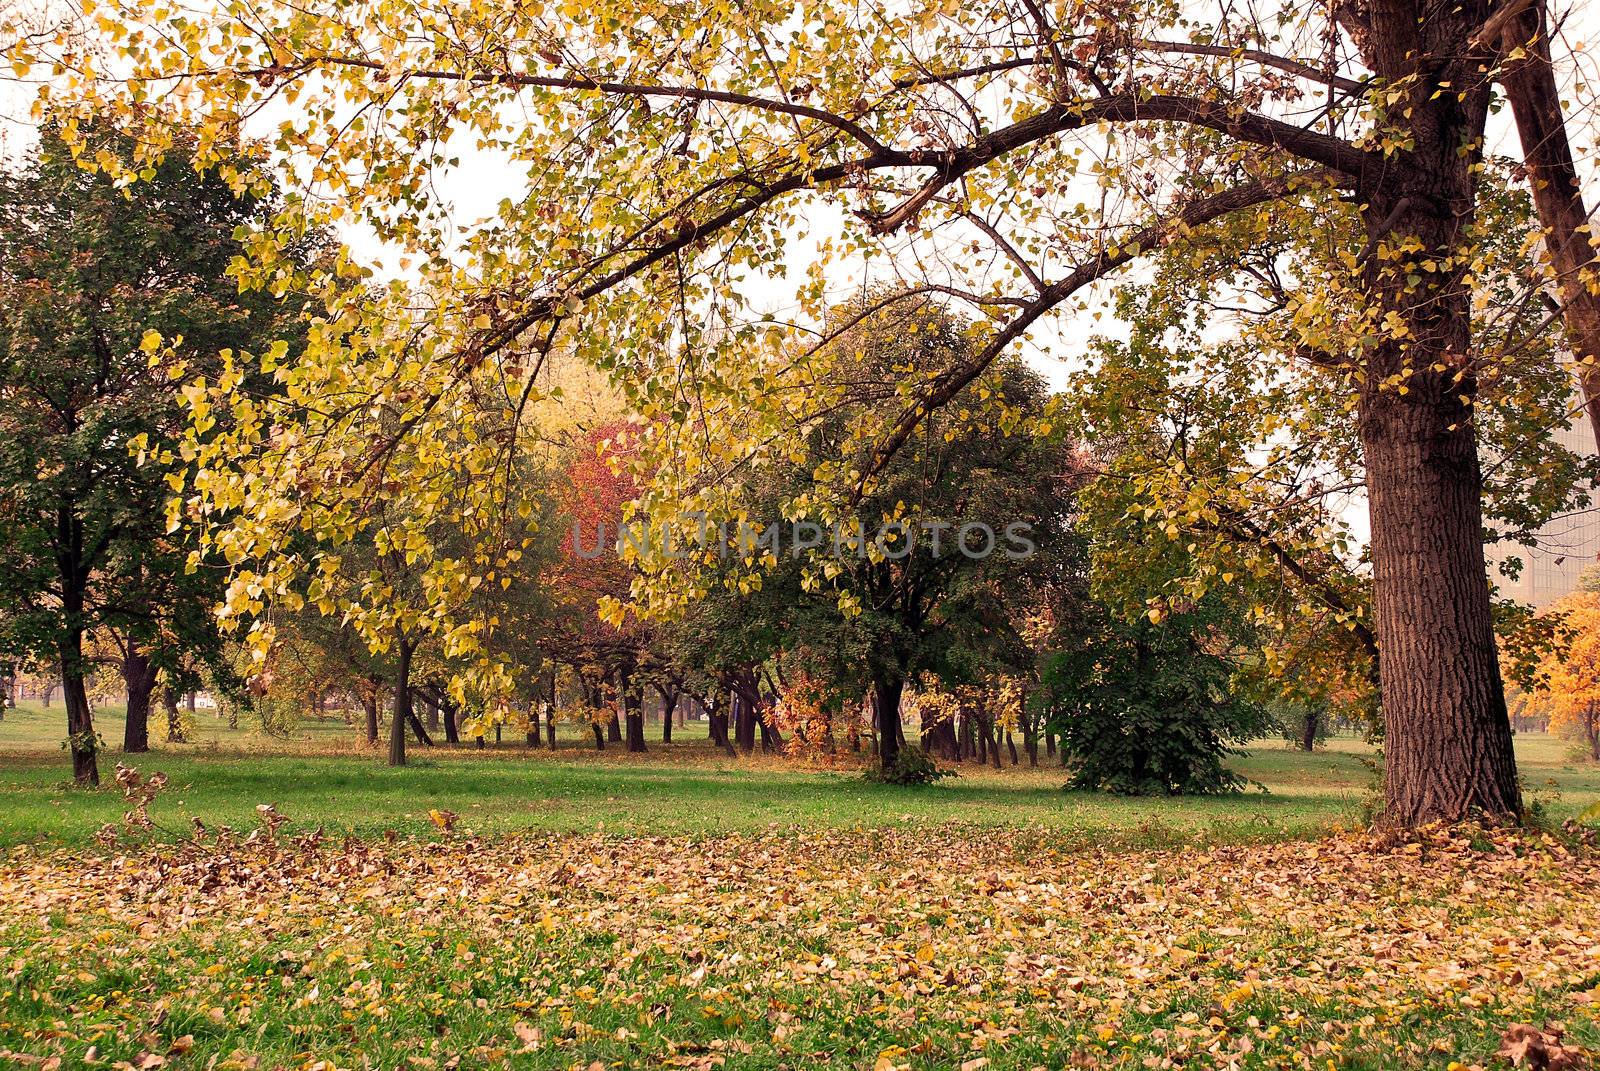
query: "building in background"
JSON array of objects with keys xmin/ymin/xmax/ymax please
[{"xmin": 1486, "ymin": 406, "xmax": 1600, "ymax": 608}]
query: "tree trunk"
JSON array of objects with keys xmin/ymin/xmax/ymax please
[
  {"xmin": 1341, "ymin": 11, "xmax": 1523, "ymax": 824},
  {"xmin": 873, "ymin": 677, "xmax": 903, "ymax": 771},
  {"xmin": 1301, "ymin": 707, "xmax": 1320, "ymax": 753},
  {"xmin": 120, "ymin": 648, "xmax": 157, "ymax": 753},
  {"xmin": 162, "ymin": 687, "xmax": 188, "ymax": 743},
  {"xmin": 361, "ymin": 691, "xmax": 379, "ymax": 746},
  {"xmin": 60, "ymin": 635, "xmax": 98, "ymax": 786},
  {"xmin": 660, "ymin": 687, "xmax": 678, "ymax": 744},
  {"xmin": 757, "ymin": 703, "xmax": 783, "ymax": 752},
  {"xmin": 441, "ymin": 698, "xmax": 460, "ymax": 744},
  {"xmin": 389, "ymin": 638, "xmax": 413, "ymax": 767},
  {"xmin": 592, "ymin": 721, "xmax": 606, "ymax": 750},
  {"xmin": 624, "ymin": 696, "xmax": 647, "ymax": 752},
  {"xmin": 1363, "ymin": 373, "xmax": 1520, "ymax": 822},
  {"xmin": 607, "ymin": 711, "xmax": 623, "ymax": 744},
  {"xmin": 423, "ymin": 693, "xmax": 440, "ymax": 733},
  {"xmin": 1497, "ymin": 3, "xmax": 1600, "ymax": 452}
]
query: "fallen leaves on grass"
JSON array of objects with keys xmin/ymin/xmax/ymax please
[
  {"xmin": 0, "ymin": 825, "xmax": 1597, "ymax": 1068},
  {"xmin": 1499, "ymin": 1023, "xmax": 1590, "ymax": 1069}
]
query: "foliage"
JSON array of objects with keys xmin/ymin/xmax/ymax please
[
  {"xmin": 861, "ymin": 742, "xmax": 955, "ymax": 786},
  {"xmin": 1043, "ymin": 603, "xmax": 1272, "ymax": 796},
  {"xmin": 0, "ymin": 117, "xmax": 313, "ymax": 777},
  {"xmin": 1526, "ymin": 592, "xmax": 1600, "ymax": 761}
]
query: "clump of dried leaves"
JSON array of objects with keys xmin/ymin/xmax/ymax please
[{"xmin": 1, "ymin": 818, "xmax": 1597, "ymax": 1069}]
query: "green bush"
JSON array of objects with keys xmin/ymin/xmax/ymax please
[
  {"xmin": 863, "ymin": 744, "xmax": 956, "ymax": 786},
  {"xmin": 1042, "ymin": 613, "xmax": 1270, "ymax": 796}
]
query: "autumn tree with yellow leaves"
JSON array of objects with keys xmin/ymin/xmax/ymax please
[{"xmin": 1527, "ymin": 591, "xmax": 1600, "ymax": 761}]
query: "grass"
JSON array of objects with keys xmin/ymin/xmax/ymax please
[
  {"xmin": 5, "ymin": 701, "xmax": 1600, "ymax": 1069},
  {"xmin": 2, "ymin": 699, "xmax": 1599, "ymax": 850},
  {"xmin": 3, "ymin": 825, "xmax": 1598, "ymax": 1070}
]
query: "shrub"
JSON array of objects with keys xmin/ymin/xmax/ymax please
[{"xmin": 863, "ymin": 744, "xmax": 956, "ymax": 786}]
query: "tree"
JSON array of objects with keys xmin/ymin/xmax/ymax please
[
  {"xmin": 0, "ymin": 120, "xmax": 304, "ymax": 784},
  {"xmin": 654, "ymin": 297, "xmax": 1075, "ymax": 772},
  {"xmin": 39, "ymin": 0, "xmax": 1600, "ymax": 820},
  {"xmin": 1528, "ymin": 592, "xmax": 1600, "ymax": 761},
  {"xmin": 1043, "ymin": 600, "xmax": 1272, "ymax": 795}
]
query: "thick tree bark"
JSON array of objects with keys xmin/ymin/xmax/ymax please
[
  {"xmin": 733, "ymin": 689, "xmax": 756, "ymax": 753},
  {"xmin": 1344, "ymin": 0, "xmax": 1522, "ymax": 825},
  {"xmin": 120, "ymin": 648, "xmax": 157, "ymax": 753},
  {"xmin": 606, "ymin": 711, "xmax": 623, "ymax": 744},
  {"xmin": 873, "ymin": 677, "xmax": 903, "ymax": 771},
  {"xmin": 1361, "ymin": 293, "xmax": 1521, "ymax": 823}
]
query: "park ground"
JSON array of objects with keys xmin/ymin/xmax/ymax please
[{"xmin": 3, "ymin": 703, "xmax": 1600, "ymax": 1069}]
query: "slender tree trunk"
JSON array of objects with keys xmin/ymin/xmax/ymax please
[
  {"xmin": 620, "ymin": 666, "xmax": 647, "ymax": 753},
  {"xmin": 60, "ymin": 634, "xmax": 98, "ymax": 786},
  {"xmin": 162, "ymin": 687, "xmax": 188, "ymax": 743},
  {"xmin": 389, "ymin": 637, "xmax": 413, "ymax": 767},
  {"xmin": 592, "ymin": 721, "xmax": 605, "ymax": 750},
  {"xmin": 546, "ymin": 672, "xmax": 558, "ymax": 749},
  {"xmin": 423, "ymin": 693, "xmax": 440, "ymax": 733},
  {"xmin": 607, "ymin": 711, "xmax": 623, "ymax": 744},
  {"xmin": 873, "ymin": 677, "xmax": 903, "ymax": 771},
  {"xmin": 441, "ymin": 698, "xmax": 461, "ymax": 744},
  {"xmin": 361, "ymin": 691, "xmax": 379, "ymax": 746},
  {"xmin": 660, "ymin": 688, "xmax": 678, "ymax": 744},
  {"xmin": 120, "ymin": 648, "xmax": 156, "ymax": 753}
]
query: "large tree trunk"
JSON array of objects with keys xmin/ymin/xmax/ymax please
[
  {"xmin": 389, "ymin": 637, "xmax": 413, "ymax": 767},
  {"xmin": 1497, "ymin": 2, "xmax": 1600, "ymax": 450},
  {"xmin": 1348, "ymin": 3, "xmax": 1521, "ymax": 825},
  {"xmin": 873, "ymin": 677, "xmax": 903, "ymax": 771},
  {"xmin": 1300, "ymin": 707, "xmax": 1320, "ymax": 753},
  {"xmin": 120, "ymin": 648, "xmax": 157, "ymax": 753},
  {"xmin": 1362, "ymin": 316, "xmax": 1520, "ymax": 824}
]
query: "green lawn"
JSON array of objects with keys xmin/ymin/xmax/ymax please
[
  {"xmin": 6, "ymin": 701, "xmax": 1600, "ymax": 1070},
  {"xmin": 4, "ymin": 699, "xmax": 1598, "ymax": 849}
]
